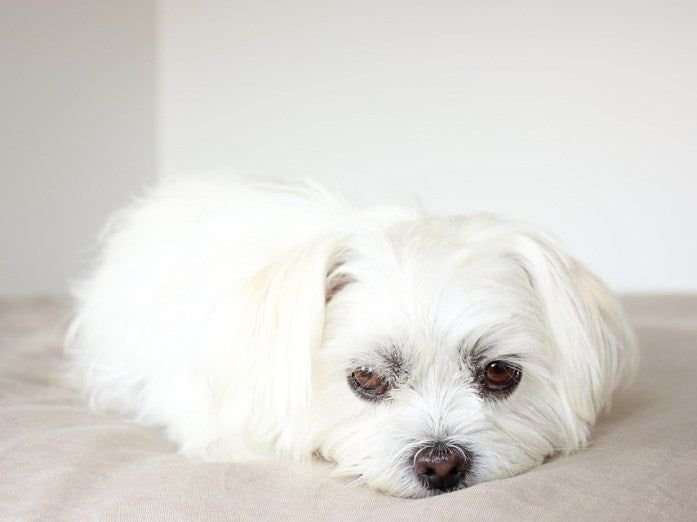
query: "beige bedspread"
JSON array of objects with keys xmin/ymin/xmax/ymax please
[{"xmin": 1, "ymin": 296, "xmax": 696, "ymax": 520}]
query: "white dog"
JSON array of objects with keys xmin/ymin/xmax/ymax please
[{"xmin": 66, "ymin": 174, "xmax": 638, "ymax": 497}]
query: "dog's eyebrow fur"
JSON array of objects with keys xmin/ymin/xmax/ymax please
[
  {"xmin": 459, "ymin": 322, "xmax": 520, "ymax": 361},
  {"xmin": 459, "ymin": 336, "xmax": 486, "ymax": 365},
  {"xmin": 459, "ymin": 335, "xmax": 508, "ymax": 370},
  {"xmin": 377, "ymin": 345, "xmax": 408, "ymax": 380},
  {"xmin": 459, "ymin": 335, "xmax": 525, "ymax": 377}
]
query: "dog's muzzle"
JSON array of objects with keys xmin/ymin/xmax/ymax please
[{"xmin": 414, "ymin": 443, "xmax": 470, "ymax": 492}]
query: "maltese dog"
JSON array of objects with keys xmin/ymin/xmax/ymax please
[{"xmin": 66, "ymin": 174, "xmax": 638, "ymax": 497}]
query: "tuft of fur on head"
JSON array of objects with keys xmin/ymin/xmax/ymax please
[{"xmin": 65, "ymin": 174, "xmax": 638, "ymax": 497}]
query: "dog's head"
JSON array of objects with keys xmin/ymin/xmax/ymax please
[{"xmin": 242, "ymin": 214, "xmax": 638, "ymax": 498}]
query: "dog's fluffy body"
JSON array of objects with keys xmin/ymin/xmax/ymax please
[{"xmin": 67, "ymin": 175, "xmax": 637, "ymax": 497}]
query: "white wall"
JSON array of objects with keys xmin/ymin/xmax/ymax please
[
  {"xmin": 160, "ymin": 0, "xmax": 697, "ymax": 292},
  {"xmin": 0, "ymin": 1, "xmax": 156, "ymax": 296},
  {"xmin": 2, "ymin": 1, "xmax": 695, "ymax": 296}
]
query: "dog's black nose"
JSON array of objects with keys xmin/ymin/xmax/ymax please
[{"xmin": 414, "ymin": 445, "xmax": 469, "ymax": 491}]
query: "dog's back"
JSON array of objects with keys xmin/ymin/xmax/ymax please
[{"xmin": 65, "ymin": 175, "xmax": 414, "ymax": 458}]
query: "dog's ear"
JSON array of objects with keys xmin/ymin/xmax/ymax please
[
  {"xmin": 512, "ymin": 231, "xmax": 638, "ymax": 440},
  {"xmin": 325, "ymin": 250, "xmax": 357, "ymax": 303},
  {"xmin": 238, "ymin": 234, "xmax": 354, "ymax": 451}
]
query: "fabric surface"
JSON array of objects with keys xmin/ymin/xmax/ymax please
[{"xmin": 1, "ymin": 296, "xmax": 696, "ymax": 521}]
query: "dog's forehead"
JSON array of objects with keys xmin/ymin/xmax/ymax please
[
  {"xmin": 375, "ymin": 218, "xmax": 531, "ymax": 319},
  {"xmin": 384, "ymin": 216, "xmax": 521, "ymax": 272},
  {"xmin": 333, "ymin": 220, "xmax": 539, "ymax": 364}
]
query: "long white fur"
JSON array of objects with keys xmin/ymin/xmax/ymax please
[{"xmin": 66, "ymin": 174, "xmax": 638, "ymax": 497}]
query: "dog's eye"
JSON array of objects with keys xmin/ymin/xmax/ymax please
[
  {"xmin": 483, "ymin": 361, "xmax": 521, "ymax": 392},
  {"xmin": 348, "ymin": 367, "xmax": 390, "ymax": 401}
]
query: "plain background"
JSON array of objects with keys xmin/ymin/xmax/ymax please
[
  {"xmin": 2, "ymin": 0, "xmax": 696, "ymax": 296},
  {"xmin": 1, "ymin": 1, "xmax": 156, "ymax": 296}
]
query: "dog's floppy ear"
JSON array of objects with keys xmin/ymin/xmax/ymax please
[
  {"xmin": 325, "ymin": 250, "xmax": 357, "ymax": 303},
  {"xmin": 238, "ymin": 234, "xmax": 354, "ymax": 451},
  {"xmin": 513, "ymin": 230, "xmax": 638, "ymax": 437}
]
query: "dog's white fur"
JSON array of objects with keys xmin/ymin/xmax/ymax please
[{"xmin": 66, "ymin": 174, "xmax": 638, "ymax": 497}]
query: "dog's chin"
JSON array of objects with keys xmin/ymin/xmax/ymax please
[
  {"xmin": 329, "ymin": 438, "xmax": 535, "ymax": 498},
  {"xmin": 361, "ymin": 462, "xmax": 509, "ymax": 498},
  {"xmin": 412, "ymin": 478, "xmax": 470, "ymax": 498},
  {"xmin": 360, "ymin": 472, "xmax": 470, "ymax": 499},
  {"xmin": 332, "ymin": 457, "xmax": 473, "ymax": 499}
]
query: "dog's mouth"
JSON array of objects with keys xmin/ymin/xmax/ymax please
[{"xmin": 417, "ymin": 478, "xmax": 468, "ymax": 496}]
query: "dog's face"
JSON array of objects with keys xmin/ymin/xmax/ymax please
[{"xmin": 296, "ymin": 217, "xmax": 636, "ymax": 498}]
